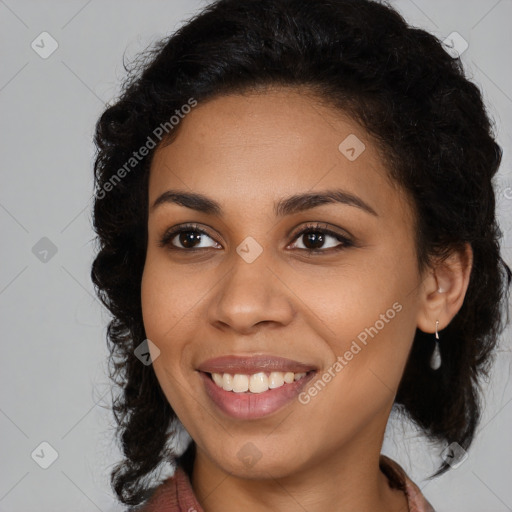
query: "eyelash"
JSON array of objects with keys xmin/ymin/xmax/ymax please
[{"xmin": 158, "ymin": 222, "xmax": 354, "ymax": 255}]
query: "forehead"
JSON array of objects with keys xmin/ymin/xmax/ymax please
[{"xmin": 148, "ymin": 88, "xmax": 410, "ymax": 222}]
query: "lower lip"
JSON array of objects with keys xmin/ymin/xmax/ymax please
[{"xmin": 199, "ymin": 371, "xmax": 316, "ymax": 420}]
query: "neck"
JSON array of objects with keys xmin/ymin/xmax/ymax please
[{"xmin": 190, "ymin": 430, "xmax": 408, "ymax": 512}]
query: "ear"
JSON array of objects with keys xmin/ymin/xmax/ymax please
[{"xmin": 416, "ymin": 242, "xmax": 473, "ymax": 335}]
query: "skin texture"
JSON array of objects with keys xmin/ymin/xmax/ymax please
[{"xmin": 141, "ymin": 87, "xmax": 473, "ymax": 512}]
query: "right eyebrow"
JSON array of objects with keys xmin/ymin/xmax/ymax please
[{"xmin": 151, "ymin": 190, "xmax": 223, "ymax": 216}]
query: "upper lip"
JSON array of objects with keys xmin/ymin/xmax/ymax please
[{"xmin": 197, "ymin": 355, "xmax": 317, "ymax": 375}]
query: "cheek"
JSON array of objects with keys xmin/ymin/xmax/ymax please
[
  {"xmin": 299, "ymin": 248, "xmax": 416, "ymax": 344},
  {"xmin": 298, "ymin": 247, "xmax": 419, "ymax": 404},
  {"xmin": 140, "ymin": 253, "xmax": 207, "ymax": 390},
  {"xmin": 296, "ymin": 301, "xmax": 417, "ymax": 451},
  {"xmin": 140, "ymin": 258, "xmax": 193, "ymax": 412},
  {"xmin": 141, "ymin": 262, "xmax": 170, "ymax": 342},
  {"xmin": 140, "ymin": 251, "xmax": 198, "ymax": 343}
]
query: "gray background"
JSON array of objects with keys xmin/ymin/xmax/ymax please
[{"xmin": 1, "ymin": 1, "xmax": 511, "ymax": 511}]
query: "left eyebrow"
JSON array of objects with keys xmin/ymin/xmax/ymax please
[
  {"xmin": 275, "ymin": 189, "xmax": 378, "ymax": 217},
  {"xmin": 151, "ymin": 188, "xmax": 378, "ymax": 217}
]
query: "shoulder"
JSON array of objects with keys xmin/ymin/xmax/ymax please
[
  {"xmin": 380, "ymin": 454, "xmax": 436, "ymax": 512},
  {"xmin": 129, "ymin": 465, "xmax": 203, "ymax": 512}
]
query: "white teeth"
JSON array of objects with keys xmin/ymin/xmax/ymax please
[
  {"xmin": 222, "ymin": 373, "xmax": 233, "ymax": 391},
  {"xmin": 249, "ymin": 372, "xmax": 268, "ymax": 393},
  {"xmin": 268, "ymin": 371, "xmax": 284, "ymax": 389},
  {"xmin": 232, "ymin": 374, "xmax": 249, "ymax": 392},
  {"xmin": 212, "ymin": 373, "xmax": 223, "ymax": 387},
  {"xmin": 284, "ymin": 372, "xmax": 295, "ymax": 384},
  {"xmin": 211, "ymin": 371, "xmax": 309, "ymax": 393}
]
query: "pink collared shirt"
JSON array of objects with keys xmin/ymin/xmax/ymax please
[{"xmin": 136, "ymin": 454, "xmax": 435, "ymax": 511}]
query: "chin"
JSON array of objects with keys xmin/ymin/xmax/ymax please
[{"xmin": 204, "ymin": 440, "xmax": 309, "ymax": 480}]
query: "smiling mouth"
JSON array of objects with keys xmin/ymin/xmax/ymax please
[
  {"xmin": 199, "ymin": 368, "xmax": 317, "ymax": 420},
  {"xmin": 204, "ymin": 370, "xmax": 316, "ymax": 394},
  {"xmin": 196, "ymin": 354, "xmax": 318, "ymax": 418}
]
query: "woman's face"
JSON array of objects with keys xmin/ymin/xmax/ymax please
[{"xmin": 141, "ymin": 87, "xmax": 427, "ymax": 478}]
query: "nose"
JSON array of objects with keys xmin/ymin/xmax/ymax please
[{"xmin": 208, "ymin": 246, "xmax": 295, "ymax": 335}]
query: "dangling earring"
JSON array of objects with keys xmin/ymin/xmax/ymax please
[{"xmin": 430, "ymin": 320, "xmax": 441, "ymax": 370}]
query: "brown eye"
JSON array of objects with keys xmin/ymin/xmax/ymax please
[
  {"xmin": 288, "ymin": 223, "xmax": 353, "ymax": 253},
  {"xmin": 159, "ymin": 224, "xmax": 220, "ymax": 250},
  {"xmin": 175, "ymin": 230, "xmax": 204, "ymax": 249},
  {"xmin": 300, "ymin": 231, "xmax": 328, "ymax": 251}
]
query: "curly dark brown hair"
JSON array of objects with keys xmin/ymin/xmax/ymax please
[{"xmin": 90, "ymin": 0, "xmax": 512, "ymax": 506}]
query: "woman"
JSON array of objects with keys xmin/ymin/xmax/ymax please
[{"xmin": 91, "ymin": 0, "xmax": 511, "ymax": 510}]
